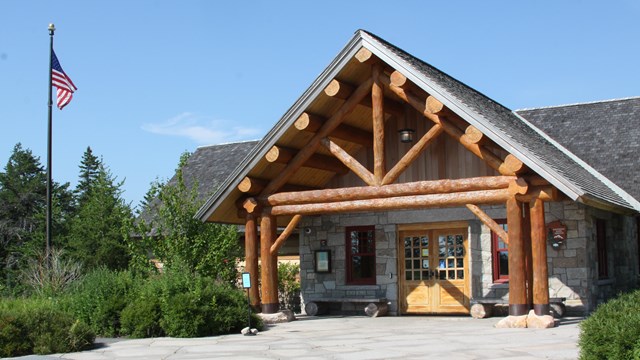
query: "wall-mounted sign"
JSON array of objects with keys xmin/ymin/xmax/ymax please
[
  {"xmin": 547, "ymin": 220, "xmax": 567, "ymax": 249},
  {"xmin": 315, "ymin": 250, "xmax": 331, "ymax": 273}
]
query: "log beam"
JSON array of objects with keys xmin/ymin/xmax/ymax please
[
  {"xmin": 238, "ymin": 176, "xmax": 266, "ymax": 195},
  {"xmin": 389, "ymin": 71, "xmax": 444, "ymax": 114},
  {"xmin": 260, "ymin": 77, "xmax": 374, "ymax": 196},
  {"xmin": 321, "ymin": 138, "xmax": 376, "ymax": 186},
  {"xmin": 261, "ymin": 176, "xmax": 515, "ymax": 206},
  {"xmin": 270, "ymin": 189, "xmax": 512, "ymax": 216},
  {"xmin": 295, "ymin": 112, "xmax": 373, "ymax": 147},
  {"xmin": 260, "ymin": 213, "xmax": 279, "ymax": 314},
  {"xmin": 465, "ymin": 125, "xmax": 485, "ymax": 144},
  {"xmin": 506, "ymin": 197, "xmax": 527, "ymax": 316},
  {"xmin": 382, "ymin": 123, "xmax": 443, "ymax": 185},
  {"xmin": 465, "ymin": 204, "xmax": 508, "ymax": 244},
  {"xmin": 372, "ymin": 64, "xmax": 385, "ymax": 185},
  {"xmin": 515, "ymin": 185, "xmax": 559, "ymax": 202},
  {"xmin": 324, "ymin": 79, "xmax": 405, "ymax": 117},
  {"xmin": 265, "ymin": 145, "xmax": 349, "ymax": 174},
  {"xmin": 530, "ymin": 198, "xmax": 550, "ymax": 316},
  {"xmin": 382, "ymin": 72, "xmax": 517, "ymax": 176},
  {"xmin": 355, "ymin": 47, "xmax": 374, "ymax": 63},
  {"xmin": 244, "ymin": 213, "xmax": 260, "ymax": 309},
  {"xmin": 508, "ymin": 177, "xmax": 529, "ymax": 196},
  {"xmin": 270, "ymin": 214, "xmax": 302, "ymax": 255},
  {"xmin": 499, "ymin": 154, "xmax": 527, "ymax": 175}
]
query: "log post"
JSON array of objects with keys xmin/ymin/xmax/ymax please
[
  {"xmin": 530, "ymin": 198, "xmax": 550, "ymax": 315},
  {"xmin": 260, "ymin": 212, "xmax": 279, "ymax": 314},
  {"xmin": 523, "ymin": 204, "xmax": 533, "ymax": 308},
  {"xmin": 244, "ymin": 213, "xmax": 261, "ymax": 309},
  {"xmin": 372, "ymin": 64, "xmax": 385, "ymax": 185},
  {"xmin": 506, "ymin": 197, "xmax": 527, "ymax": 316}
]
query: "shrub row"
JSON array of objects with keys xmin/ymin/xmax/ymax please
[
  {"xmin": 0, "ymin": 298, "xmax": 94, "ymax": 357},
  {"xmin": 579, "ymin": 289, "xmax": 640, "ymax": 360},
  {"xmin": 65, "ymin": 267, "xmax": 263, "ymax": 338}
]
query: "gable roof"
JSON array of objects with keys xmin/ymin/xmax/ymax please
[
  {"xmin": 196, "ymin": 30, "xmax": 640, "ymax": 224},
  {"xmin": 516, "ymin": 97, "xmax": 640, "ymax": 202}
]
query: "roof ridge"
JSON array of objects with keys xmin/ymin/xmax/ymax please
[
  {"xmin": 196, "ymin": 139, "xmax": 260, "ymax": 149},
  {"xmin": 516, "ymin": 96, "xmax": 640, "ymax": 112}
]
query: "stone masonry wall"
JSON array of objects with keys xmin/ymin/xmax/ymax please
[{"xmin": 298, "ymin": 202, "xmax": 638, "ymax": 316}]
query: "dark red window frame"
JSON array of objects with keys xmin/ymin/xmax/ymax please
[
  {"xmin": 491, "ymin": 219, "xmax": 509, "ymax": 283},
  {"xmin": 596, "ymin": 219, "xmax": 608, "ymax": 279},
  {"xmin": 346, "ymin": 226, "xmax": 376, "ymax": 285}
]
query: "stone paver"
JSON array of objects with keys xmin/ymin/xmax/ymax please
[{"xmin": 22, "ymin": 316, "xmax": 580, "ymax": 359}]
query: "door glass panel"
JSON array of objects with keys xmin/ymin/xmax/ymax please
[
  {"xmin": 437, "ymin": 233, "xmax": 465, "ymax": 280},
  {"xmin": 405, "ymin": 260, "xmax": 411, "ymax": 269},
  {"xmin": 405, "ymin": 271, "xmax": 412, "ymax": 280},
  {"xmin": 403, "ymin": 233, "xmax": 430, "ymax": 281}
]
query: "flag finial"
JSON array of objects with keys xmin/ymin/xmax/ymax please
[{"xmin": 48, "ymin": 23, "xmax": 55, "ymax": 34}]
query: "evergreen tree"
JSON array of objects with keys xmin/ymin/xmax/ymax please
[
  {"xmin": 67, "ymin": 160, "xmax": 132, "ymax": 270},
  {"xmin": 0, "ymin": 144, "xmax": 47, "ymax": 292},
  {"xmin": 76, "ymin": 146, "xmax": 100, "ymax": 205}
]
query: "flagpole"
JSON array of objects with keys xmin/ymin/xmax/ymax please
[{"xmin": 46, "ymin": 23, "xmax": 55, "ymax": 258}]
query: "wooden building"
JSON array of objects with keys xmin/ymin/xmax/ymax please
[{"xmin": 196, "ymin": 30, "xmax": 640, "ymax": 326}]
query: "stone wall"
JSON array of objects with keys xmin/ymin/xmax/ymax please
[{"xmin": 298, "ymin": 202, "xmax": 638, "ymax": 316}]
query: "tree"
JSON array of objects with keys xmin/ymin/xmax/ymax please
[
  {"xmin": 66, "ymin": 157, "xmax": 132, "ymax": 270},
  {"xmin": 0, "ymin": 144, "xmax": 48, "ymax": 292},
  {"xmin": 76, "ymin": 146, "xmax": 100, "ymax": 205},
  {"xmin": 131, "ymin": 152, "xmax": 242, "ymax": 283}
]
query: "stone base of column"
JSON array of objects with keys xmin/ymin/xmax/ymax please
[
  {"xmin": 495, "ymin": 314, "xmax": 528, "ymax": 328},
  {"xmin": 495, "ymin": 310, "xmax": 556, "ymax": 329}
]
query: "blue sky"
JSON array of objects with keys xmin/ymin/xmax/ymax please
[{"xmin": 1, "ymin": 1, "xmax": 639, "ymax": 209}]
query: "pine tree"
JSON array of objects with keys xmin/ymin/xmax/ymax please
[
  {"xmin": 76, "ymin": 146, "xmax": 101, "ymax": 205},
  {"xmin": 67, "ymin": 159, "xmax": 133, "ymax": 270},
  {"xmin": 0, "ymin": 144, "xmax": 47, "ymax": 292}
]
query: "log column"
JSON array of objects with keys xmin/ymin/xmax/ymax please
[
  {"xmin": 506, "ymin": 197, "xmax": 527, "ymax": 316},
  {"xmin": 244, "ymin": 213, "xmax": 261, "ymax": 309},
  {"xmin": 530, "ymin": 198, "xmax": 550, "ymax": 315},
  {"xmin": 260, "ymin": 212, "xmax": 279, "ymax": 313}
]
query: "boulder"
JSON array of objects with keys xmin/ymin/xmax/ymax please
[
  {"xmin": 526, "ymin": 310, "xmax": 556, "ymax": 329},
  {"xmin": 495, "ymin": 315, "xmax": 528, "ymax": 328}
]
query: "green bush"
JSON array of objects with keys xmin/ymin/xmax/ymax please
[
  {"xmin": 278, "ymin": 262, "xmax": 301, "ymax": 313},
  {"xmin": 66, "ymin": 267, "xmax": 134, "ymax": 336},
  {"xmin": 158, "ymin": 268, "xmax": 262, "ymax": 337},
  {"xmin": 579, "ymin": 289, "xmax": 640, "ymax": 360},
  {"xmin": 0, "ymin": 298, "xmax": 94, "ymax": 357},
  {"xmin": 120, "ymin": 276, "xmax": 164, "ymax": 338}
]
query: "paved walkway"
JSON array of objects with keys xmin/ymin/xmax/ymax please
[{"xmin": 21, "ymin": 316, "xmax": 582, "ymax": 360}]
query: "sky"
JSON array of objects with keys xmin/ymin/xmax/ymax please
[{"xmin": 1, "ymin": 1, "xmax": 639, "ymax": 209}]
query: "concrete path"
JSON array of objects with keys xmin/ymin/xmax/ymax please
[{"xmin": 26, "ymin": 316, "xmax": 581, "ymax": 360}]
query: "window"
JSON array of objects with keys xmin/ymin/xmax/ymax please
[
  {"xmin": 491, "ymin": 220, "xmax": 509, "ymax": 283},
  {"xmin": 596, "ymin": 219, "xmax": 608, "ymax": 279},
  {"xmin": 346, "ymin": 226, "xmax": 376, "ymax": 285}
]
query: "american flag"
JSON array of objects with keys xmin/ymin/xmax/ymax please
[{"xmin": 51, "ymin": 50, "xmax": 77, "ymax": 109}]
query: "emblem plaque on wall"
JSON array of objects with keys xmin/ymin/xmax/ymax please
[{"xmin": 547, "ymin": 220, "xmax": 567, "ymax": 249}]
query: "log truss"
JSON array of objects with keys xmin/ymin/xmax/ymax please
[{"xmin": 242, "ymin": 47, "xmax": 560, "ymax": 316}]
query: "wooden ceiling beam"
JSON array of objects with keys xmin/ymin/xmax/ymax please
[
  {"xmin": 265, "ymin": 145, "xmax": 349, "ymax": 174},
  {"xmin": 321, "ymin": 137, "xmax": 376, "ymax": 186},
  {"xmin": 269, "ymin": 188, "xmax": 512, "ymax": 216},
  {"xmin": 260, "ymin": 176, "xmax": 515, "ymax": 206},
  {"xmin": 389, "ymin": 72, "xmax": 444, "ymax": 114},
  {"xmin": 324, "ymin": 79, "xmax": 405, "ymax": 117},
  {"xmin": 355, "ymin": 47, "xmax": 374, "ymax": 63},
  {"xmin": 295, "ymin": 112, "xmax": 373, "ymax": 147},
  {"xmin": 259, "ymin": 77, "xmax": 374, "ymax": 196},
  {"xmin": 238, "ymin": 176, "xmax": 319, "ymax": 195}
]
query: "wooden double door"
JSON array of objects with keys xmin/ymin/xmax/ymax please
[{"xmin": 398, "ymin": 223, "xmax": 470, "ymax": 314}]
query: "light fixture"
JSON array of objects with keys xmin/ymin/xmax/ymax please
[
  {"xmin": 399, "ymin": 106, "xmax": 415, "ymax": 143},
  {"xmin": 398, "ymin": 128, "xmax": 415, "ymax": 143}
]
